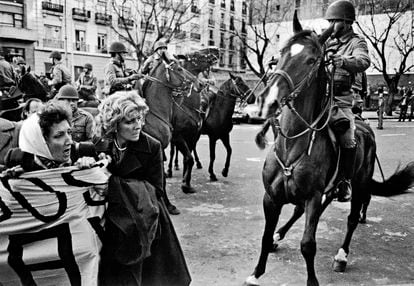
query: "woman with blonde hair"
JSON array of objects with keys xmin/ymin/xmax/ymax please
[{"xmin": 95, "ymin": 90, "xmax": 190, "ymax": 286}]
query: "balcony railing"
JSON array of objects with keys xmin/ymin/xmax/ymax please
[
  {"xmin": 190, "ymin": 32, "xmax": 201, "ymax": 40},
  {"xmin": 96, "ymin": 46, "xmax": 108, "ymax": 54},
  {"xmin": 118, "ymin": 17, "xmax": 134, "ymax": 28},
  {"xmin": 220, "ymin": 23, "xmax": 226, "ymax": 30},
  {"xmin": 42, "ymin": 1, "xmax": 63, "ymax": 13},
  {"xmin": 43, "ymin": 38, "xmax": 64, "ymax": 49},
  {"xmin": 72, "ymin": 8, "xmax": 91, "ymax": 22},
  {"xmin": 174, "ymin": 31, "xmax": 186, "ymax": 39},
  {"xmin": 95, "ymin": 13, "xmax": 112, "ymax": 25},
  {"xmin": 74, "ymin": 41, "xmax": 89, "ymax": 52},
  {"xmin": 208, "ymin": 19, "xmax": 215, "ymax": 26}
]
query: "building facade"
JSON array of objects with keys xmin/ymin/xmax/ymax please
[{"xmin": 0, "ymin": 0, "xmax": 251, "ymax": 82}]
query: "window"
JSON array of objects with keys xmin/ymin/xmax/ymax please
[
  {"xmin": 242, "ymin": 1, "xmax": 247, "ymax": 14},
  {"xmin": 228, "ymin": 51, "xmax": 234, "ymax": 67},
  {"xmin": 97, "ymin": 33, "xmax": 107, "ymax": 52},
  {"xmin": 229, "ymin": 16, "xmax": 234, "ymax": 30},
  {"xmin": 230, "ymin": 0, "xmax": 234, "ymax": 11},
  {"xmin": 45, "ymin": 25, "xmax": 62, "ymax": 39},
  {"xmin": 209, "ymin": 30, "xmax": 213, "ymax": 39},
  {"xmin": 3, "ymin": 47, "xmax": 25, "ymax": 63},
  {"xmin": 74, "ymin": 0, "xmax": 85, "ymax": 9},
  {"xmin": 0, "ymin": 12, "xmax": 23, "ymax": 28},
  {"xmin": 75, "ymin": 29, "xmax": 87, "ymax": 51},
  {"xmin": 96, "ymin": 2, "xmax": 107, "ymax": 13},
  {"xmin": 221, "ymin": 0, "xmax": 225, "ymax": 9}
]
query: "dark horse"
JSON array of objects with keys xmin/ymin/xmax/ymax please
[
  {"xmin": 18, "ymin": 66, "xmax": 49, "ymax": 102},
  {"xmin": 141, "ymin": 55, "xmax": 195, "ymax": 212},
  {"xmin": 245, "ymin": 13, "xmax": 414, "ymax": 286}
]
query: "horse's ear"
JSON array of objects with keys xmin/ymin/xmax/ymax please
[
  {"xmin": 293, "ymin": 10, "xmax": 303, "ymax": 34},
  {"xmin": 318, "ymin": 23, "xmax": 334, "ymax": 45},
  {"xmin": 27, "ymin": 66, "xmax": 31, "ymax": 73},
  {"xmin": 21, "ymin": 66, "xmax": 26, "ymax": 75}
]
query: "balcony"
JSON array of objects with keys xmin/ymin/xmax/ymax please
[
  {"xmin": 95, "ymin": 13, "xmax": 112, "ymax": 25},
  {"xmin": 140, "ymin": 23, "xmax": 155, "ymax": 32},
  {"xmin": 209, "ymin": 0, "xmax": 215, "ymax": 4},
  {"xmin": 208, "ymin": 19, "xmax": 215, "ymax": 26},
  {"xmin": 220, "ymin": 23, "xmax": 226, "ymax": 30},
  {"xmin": 96, "ymin": 46, "xmax": 108, "ymax": 54},
  {"xmin": 190, "ymin": 32, "xmax": 201, "ymax": 40},
  {"xmin": 43, "ymin": 38, "xmax": 64, "ymax": 49},
  {"xmin": 72, "ymin": 8, "xmax": 91, "ymax": 22},
  {"xmin": 174, "ymin": 31, "xmax": 186, "ymax": 39},
  {"xmin": 42, "ymin": 1, "xmax": 63, "ymax": 13},
  {"xmin": 74, "ymin": 41, "xmax": 89, "ymax": 52},
  {"xmin": 118, "ymin": 17, "xmax": 134, "ymax": 29}
]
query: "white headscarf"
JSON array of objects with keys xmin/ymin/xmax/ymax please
[{"xmin": 19, "ymin": 113, "xmax": 54, "ymax": 160}]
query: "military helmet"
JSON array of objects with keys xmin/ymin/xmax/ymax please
[
  {"xmin": 325, "ymin": 0, "xmax": 356, "ymax": 22},
  {"xmin": 154, "ymin": 40, "xmax": 167, "ymax": 52},
  {"xmin": 56, "ymin": 85, "xmax": 79, "ymax": 100},
  {"xmin": 109, "ymin": 41, "xmax": 127, "ymax": 53},
  {"xmin": 83, "ymin": 63, "xmax": 93, "ymax": 70},
  {"xmin": 49, "ymin": 50, "xmax": 62, "ymax": 60}
]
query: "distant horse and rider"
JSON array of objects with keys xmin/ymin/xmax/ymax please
[{"xmin": 245, "ymin": 11, "xmax": 414, "ymax": 286}]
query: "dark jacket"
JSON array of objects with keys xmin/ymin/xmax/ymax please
[
  {"xmin": 0, "ymin": 119, "xmax": 21, "ymax": 171},
  {"xmin": 96, "ymin": 132, "xmax": 191, "ymax": 286}
]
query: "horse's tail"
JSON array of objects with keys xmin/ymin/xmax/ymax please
[
  {"xmin": 370, "ymin": 162, "xmax": 414, "ymax": 196},
  {"xmin": 255, "ymin": 131, "xmax": 267, "ymax": 150}
]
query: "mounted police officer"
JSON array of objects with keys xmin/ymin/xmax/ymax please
[
  {"xmin": 140, "ymin": 40, "xmax": 169, "ymax": 76},
  {"xmin": 324, "ymin": 0, "xmax": 370, "ymax": 202},
  {"xmin": 48, "ymin": 50, "xmax": 72, "ymax": 97},
  {"xmin": 104, "ymin": 41, "xmax": 142, "ymax": 95},
  {"xmin": 0, "ymin": 48, "xmax": 17, "ymax": 96}
]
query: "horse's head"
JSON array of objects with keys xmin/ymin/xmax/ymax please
[
  {"xmin": 227, "ymin": 72, "xmax": 254, "ymax": 100},
  {"xmin": 259, "ymin": 11, "xmax": 333, "ymax": 119}
]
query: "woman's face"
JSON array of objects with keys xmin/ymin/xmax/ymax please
[
  {"xmin": 45, "ymin": 120, "xmax": 73, "ymax": 163},
  {"xmin": 116, "ymin": 110, "xmax": 145, "ymax": 145}
]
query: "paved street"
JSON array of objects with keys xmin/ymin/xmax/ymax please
[{"xmin": 166, "ymin": 117, "xmax": 414, "ymax": 286}]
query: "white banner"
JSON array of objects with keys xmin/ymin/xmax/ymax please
[{"xmin": 0, "ymin": 165, "xmax": 108, "ymax": 286}]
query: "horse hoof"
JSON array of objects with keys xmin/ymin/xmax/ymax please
[
  {"xmin": 222, "ymin": 169, "xmax": 228, "ymax": 177},
  {"xmin": 167, "ymin": 204, "xmax": 181, "ymax": 215},
  {"xmin": 167, "ymin": 170, "xmax": 173, "ymax": 178},
  {"xmin": 359, "ymin": 215, "xmax": 367, "ymax": 224},
  {"xmin": 333, "ymin": 259, "xmax": 347, "ymax": 272},
  {"xmin": 182, "ymin": 185, "xmax": 196, "ymax": 194},
  {"xmin": 210, "ymin": 174, "xmax": 218, "ymax": 181},
  {"xmin": 244, "ymin": 275, "xmax": 260, "ymax": 286},
  {"xmin": 196, "ymin": 163, "xmax": 203, "ymax": 169},
  {"xmin": 269, "ymin": 243, "xmax": 279, "ymax": 252}
]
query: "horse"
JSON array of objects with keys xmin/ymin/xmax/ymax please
[
  {"xmin": 141, "ymin": 54, "xmax": 195, "ymax": 213},
  {"xmin": 245, "ymin": 12, "xmax": 414, "ymax": 286},
  {"xmin": 18, "ymin": 66, "xmax": 49, "ymax": 102}
]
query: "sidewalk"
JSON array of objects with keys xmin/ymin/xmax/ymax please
[{"xmin": 362, "ymin": 110, "xmax": 399, "ymax": 120}]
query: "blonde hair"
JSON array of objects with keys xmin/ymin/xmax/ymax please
[{"xmin": 95, "ymin": 90, "xmax": 149, "ymax": 138}]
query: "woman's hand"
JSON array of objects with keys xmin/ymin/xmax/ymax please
[
  {"xmin": 75, "ymin": 156, "xmax": 97, "ymax": 169},
  {"xmin": 98, "ymin": 153, "xmax": 112, "ymax": 164}
]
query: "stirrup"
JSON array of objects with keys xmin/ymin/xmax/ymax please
[{"xmin": 336, "ymin": 179, "xmax": 352, "ymax": 202}]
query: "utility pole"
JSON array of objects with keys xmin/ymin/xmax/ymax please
[{"xmin": 64, "ymin": 0, "xmax": 68, "ymax": 66}]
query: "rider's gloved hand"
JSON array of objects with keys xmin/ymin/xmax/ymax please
[
  {"xmin": 128, "ymin": 73, "xmax": 142, "ymax": 81},
  {"xmin": 330, "ymin": 54, "xmax": 345, "ymax": 68}
]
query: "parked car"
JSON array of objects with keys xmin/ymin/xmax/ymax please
[{"xmin": 232, "ymin": 103, "xmax": 265, "ymax": 124}]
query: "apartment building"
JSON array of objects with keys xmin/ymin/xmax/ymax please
[{"xmin": 0, "ymin": 0, "xmax": 251, "ymax": 81}]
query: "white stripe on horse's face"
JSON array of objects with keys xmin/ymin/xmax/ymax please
[
  {"xmin": 262, "ymin": 81, "xmax": 279, "ymax": 118},
  {"xmin": 290, "ymin": 43, "xmax": 304, "ymax": 57}
]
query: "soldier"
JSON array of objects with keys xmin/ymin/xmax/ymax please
[
  {"xmin": 324, "ymin": 0, "xmax": 370, "ymax": 202},
  {"xmin": 104, "ymin": 42, "xmax": 142, "ymax": 95},
  {"xmin": 55, "ymin": 85, "xmax": 94, "ymax": 142},
  {"xmin": 140, "ymin": 40, "xmax": 169, "ymax": 75},
  {"xmin": 76, "ymin": 63, "xmax": 99, "ymax": 107},
  {"xmin": 0, "ymin": 48, "xmax": 17, "ymax": 96},
  {"xmin": 48, "ymin": 50, "xmax": 72, "ymax": 97}
]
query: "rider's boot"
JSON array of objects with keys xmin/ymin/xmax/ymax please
[{"xmin": 337, "ymin": 147, "xmax": 357, "ymax": 202}]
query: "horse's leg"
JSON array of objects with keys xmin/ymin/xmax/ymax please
[
  {"xmin": 301, "ymin": 192, "xmax": 322, "ymax": 286},
  {"xmin": 161, "ymin": 166, "xmax": 180, "ymax": 215},
  {"xmin": 208, "ymin": 135, "xmax": 218, "ymax": 181},
  {"xmin": 220, "ymin": 133, "xmax": 232, "ymax": 177},
  {"xmin": 193, "ymin": 147, "xmax": 202, "ymax": 169},
  {"xmin": 167, "ymin": 143, "xmax": 175, "ymax": 178},
  {"xmin": 174, "ymin": 145, "xmax": 180, "ymax": 170},
  {"xmin": 175, "ymin": 138, "xmax": 196, "ymax": 194},
  {"xmin": 246, "ymin": 192, "xmax": 283, "ymax": 286},
  {"xmin": 272, "ymin": 204, "xmax": 304, "ymax": 251},
  {"xmin": 359, "ymin": 190, "xmax": 371, "ymax": 224},
  {"xmin": 333, "ymin": 193, "xmax": 364, "ymax": 272}
]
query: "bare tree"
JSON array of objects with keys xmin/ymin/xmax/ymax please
[
  {"xmin": 232, "ymin": 0, "xmax": 291, "ymax": 85},
  {"xmin": 356, "ymin": 0, "xmax": 414, "ymax": 114},
  {"xmin": 110, "ymin": 0, "xmax": 198, "ymax": 68}
]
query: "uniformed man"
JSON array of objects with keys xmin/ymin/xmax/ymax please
[
  {"xmin": 48, "ymin": 50, "xmax": 72, "ymax": 97},
  {"xmin": 140, "ymin": 40, "xmax": 169, "ymax": 75},
  {"xmin": 55, "ymin": 85, "xmax": 94, "ymax": 142},
  {"xmin": 324, "ymin": 0, "xmax": 370, "ymax": 202},
  {"xmin": 0, "ymin": 48, "xmax": 17, "ymax": 95},
  {"xmin": 76, "ymin": 63, "xmax": 99, "ymax": 107},
  {"xmin": 104, "ymin": 41, "xmax": 142, "ymax": 95}
]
